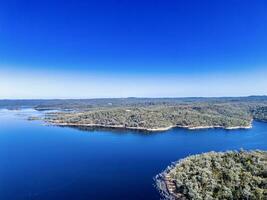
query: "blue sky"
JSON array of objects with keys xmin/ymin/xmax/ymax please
[{"xmin": 0, "ymin": 0, "xmax": 266, "ymax": 98}]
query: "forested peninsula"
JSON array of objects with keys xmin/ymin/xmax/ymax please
[
  {"xmin": 42, "ymin": 96, "xmax": 267, "ymax": 131},
  {"xmin": 1, "ymin": 96, "xmax": 267, "ymax": 132},
  {"xmin": 45, "ymin": 105, "xmax": 253, "ymax": 131}
]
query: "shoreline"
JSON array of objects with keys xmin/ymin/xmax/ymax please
[
  {"xmin": 154, "ymin": 162, "xmax": 184, "ymax": 200},
  {"xmin": 46, "ymin": 121, "xmax": 253, "ymax": 132}
]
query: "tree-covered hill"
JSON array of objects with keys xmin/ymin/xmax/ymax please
[
  {"xmin": 46, "ymin": 104, "xmax": 253, "ymax": 130},
  {"xmin": 1, "ymin": 96, "xmax": 267, "ymax": 131},
  {"xmin": 155, "ymin": 150, "xmax": 267, "ymax": 200}
]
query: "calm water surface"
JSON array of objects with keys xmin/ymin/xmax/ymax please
[{"xmin": 1, "ymin": 109, "xmax": 267, "ymax": 200}]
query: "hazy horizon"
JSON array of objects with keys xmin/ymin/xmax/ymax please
[{"xmin": 1, "ymin": 94, "xmax": 267, "ymax": 100}]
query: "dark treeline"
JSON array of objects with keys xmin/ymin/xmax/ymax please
[{"xmin": 1, "ymin": 96, "xmax": 267, "ymax": 111}]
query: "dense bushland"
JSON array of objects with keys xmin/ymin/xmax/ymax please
[
  {"xmin": 158, "ymin": 150, "xmax": 267, "ymax": 200},
  {"xmin": 1, "ymin": 96, "xmax": 267, "ymax": 130},
  {"xmin": 46, "ymin": 104, "xmax": 253, "ymax": 130}
]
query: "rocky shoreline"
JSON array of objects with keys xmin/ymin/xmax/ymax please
[{"xmin": 154, "ymin": 163, "xmax": 186, "ymax": 200}]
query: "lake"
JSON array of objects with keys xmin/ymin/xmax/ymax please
[{"xmin": 1, "ymin": 109, "xmax": 267, "ymax": 200}]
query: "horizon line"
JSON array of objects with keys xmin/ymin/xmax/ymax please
[{"xmin": 0, "ymin": 95, "xmax": 266, "ymax": 101}]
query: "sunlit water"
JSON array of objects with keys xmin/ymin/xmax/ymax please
[{"xmin": 1, "ymin": 109, "xmax": 267, "ymax": 200}]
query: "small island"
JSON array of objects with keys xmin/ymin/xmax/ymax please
[{"xmin": 155, "ymin": 150, "xmax": 267, "ymax": 200}]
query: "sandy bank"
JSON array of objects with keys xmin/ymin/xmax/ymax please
[{"xmin": 46, "ymin": 121, "xmax": 253, "ymax": 132}]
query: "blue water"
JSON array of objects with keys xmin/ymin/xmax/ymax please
[{"xmin": 1, "ymin": 110, "xmax": 267, "ymax": 200}]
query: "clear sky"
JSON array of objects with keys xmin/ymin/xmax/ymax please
[{"xmin": 0, "ymin": 0, "xmax": 266, "ymax": 99}]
